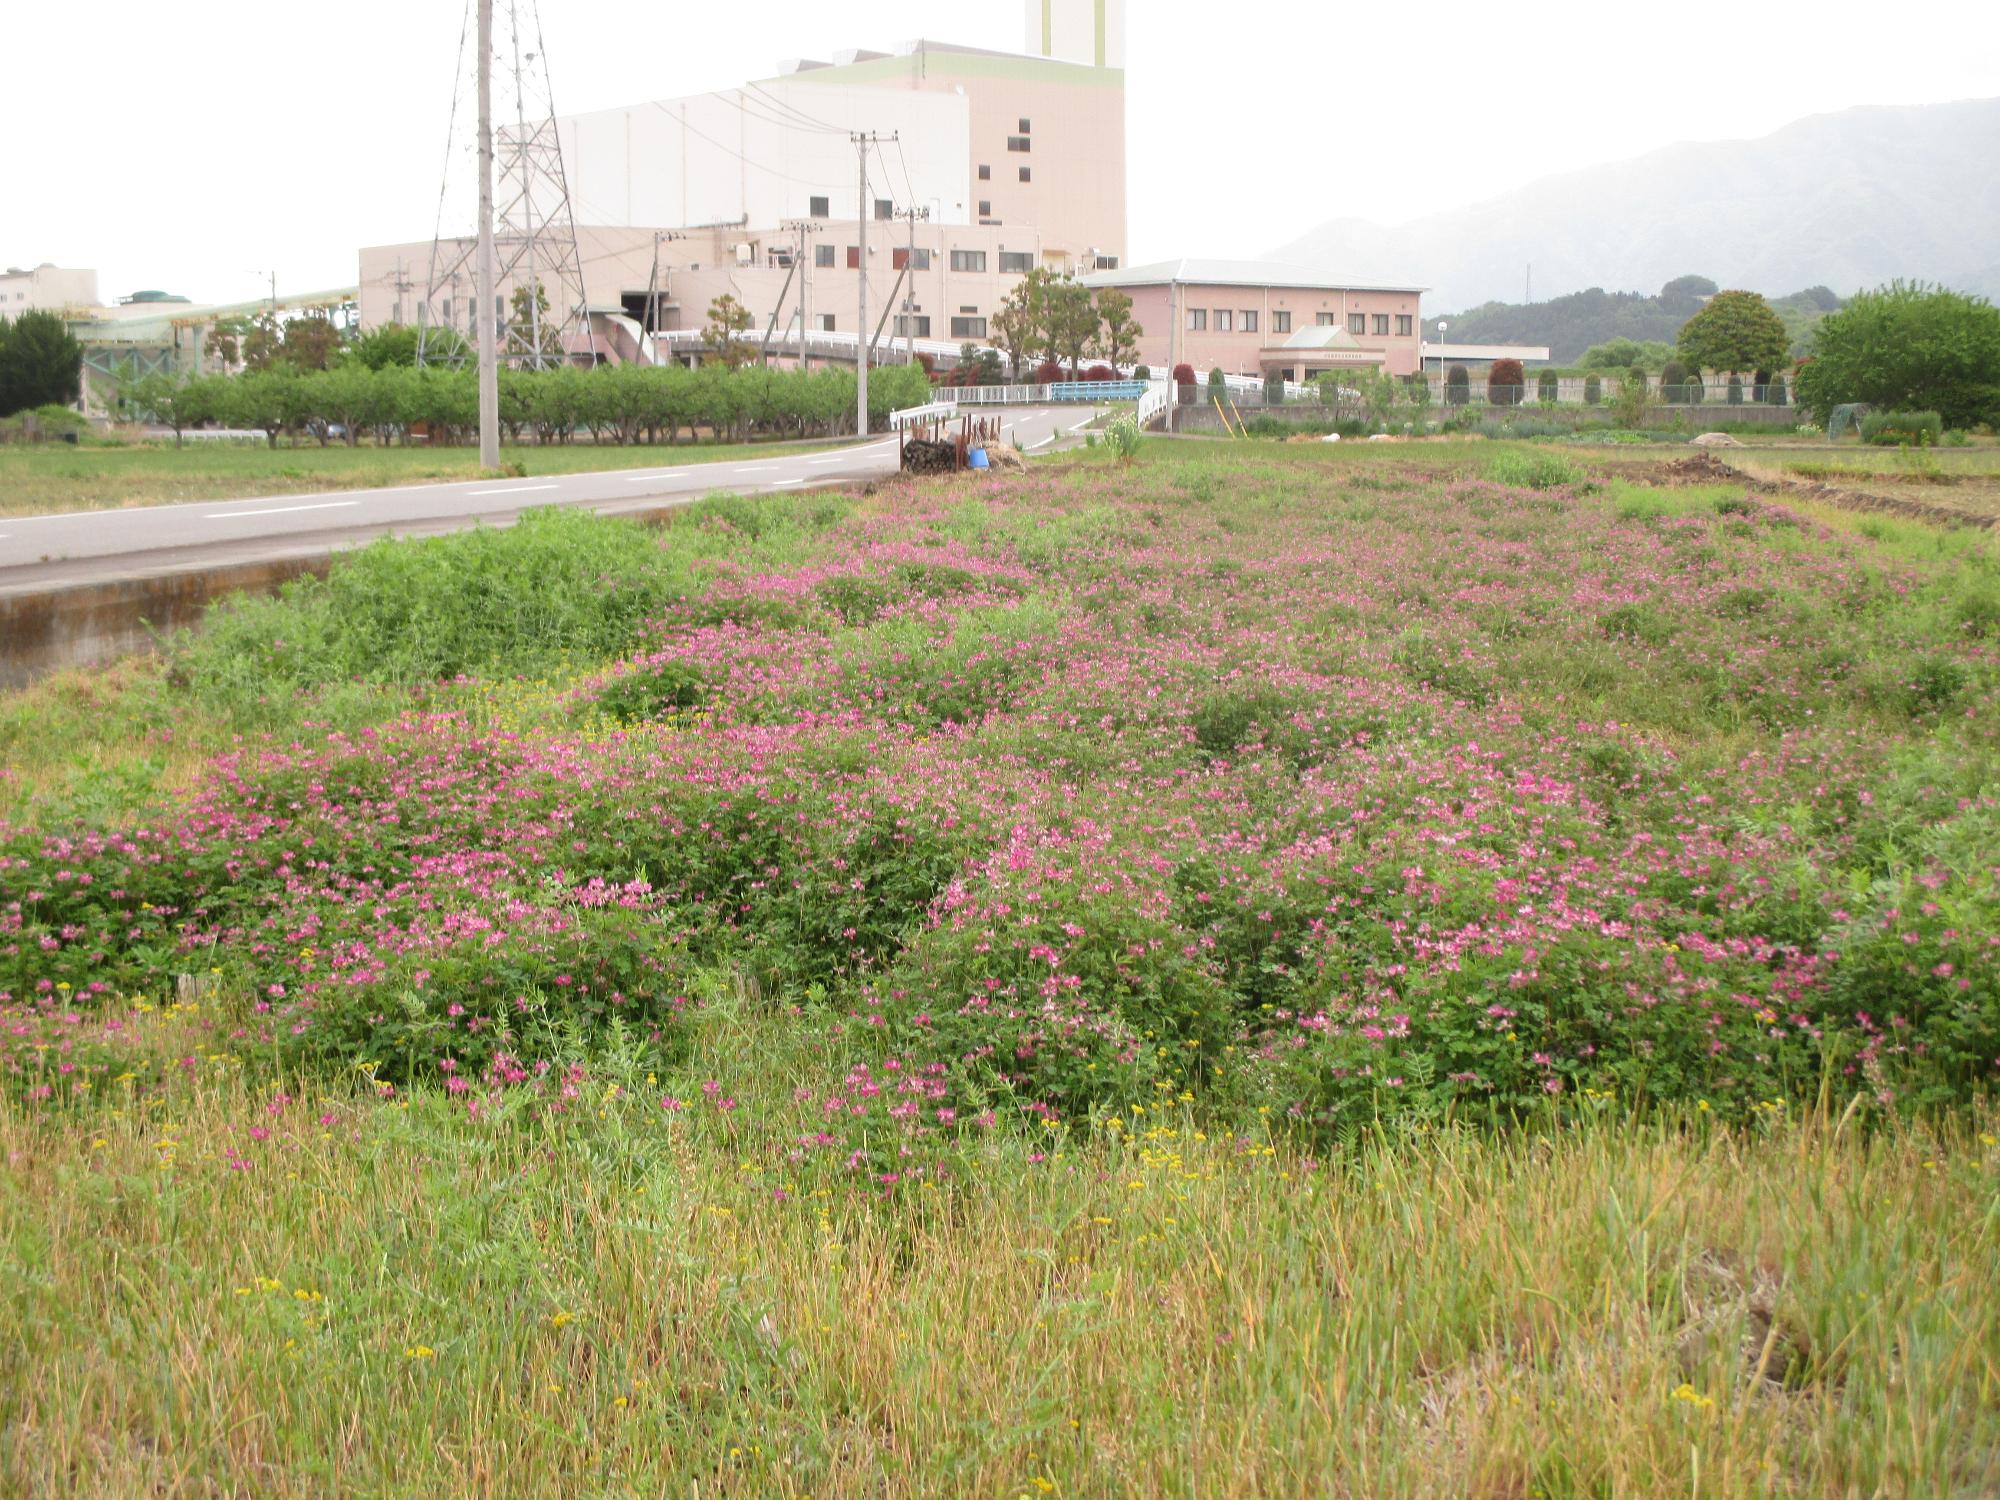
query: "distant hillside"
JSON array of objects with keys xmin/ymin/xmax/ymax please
[
  {"xmin": 1269, "ymin": 98, "xmax": 2000, "ymax": 316},
  {"xmin": 1435, "ymin": 278, "xmax": 1844, "ymax": 365}
]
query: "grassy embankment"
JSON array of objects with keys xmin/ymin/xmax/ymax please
[
  {"xmin": 4, "ymin": 440, "xmax": 1999, "ymax": 1494},
  {"xmin": 0, "ymin": 435, "xmax": 856, "ymax": 519}
]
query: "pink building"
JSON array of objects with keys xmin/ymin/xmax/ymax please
[{"xmin": 1079, "ymin": 259, "xmax": 1426, "ymax": 380}]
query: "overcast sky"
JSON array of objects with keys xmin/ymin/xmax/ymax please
[{"xmin": 4, "ymin": 0, "xmax": 1994, "ymax": 310}]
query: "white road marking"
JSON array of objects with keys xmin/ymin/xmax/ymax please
[
  {"xmin": 204, "ymin": 500, "xmax": 361, "ymax": 519},
  {"xmin": 625, "ymin": 470, "xmax": 692, "ymax": 482},
  {"xmin": 1030, "ymin": 436, "xmax": 1055, "ymax": 450},
  {"xmin": 804, "ymin": 458, "xmax": 844, "ymax": 466},
  {"xmin": 733, "ymin": 465, "xmax": 782, "ymax": 474},
  {"xmin": 467, "ymin": 484, "xmax": 559, "ymax": 496},
  {"xmin": 768, "ymin": 479, "xmax": 805, "ymax": 487},
  {"xmin": 1067, "ymin": 418, "xmax": 1093, "ymax": 433}
]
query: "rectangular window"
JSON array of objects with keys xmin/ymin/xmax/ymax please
[
  {"xmin": 1396, "ymin": 314, "xmax": 1412, "ymax": 336},
  {"xmin": 847, "ymin": 246, "xmax": 860, "ymax": 270},
  {"xmin": 999, "ymin": 250, "xmax": 1033, "ymax": 274},
  {"xmin": 1096, "ymin": 255, "xmax": 1117, "ymax": 270},
  {"xmin": 1007, "ymin": 136, "xmax": 1030, "ymax": 152},
  {"xmin": 950, "ymin": 316, "xmax": 987, "ymax": 338},
  {"xmin": 1019, "ymin": 117, "xmax": 1031, "ymax": 134},
  {"xmin": 892, "ymin": 248, "xmax": 933, "ymax": 272},
  {"xmin": 1372, "ymin": 314, "xmax": 1390, "ymax": 336},
  {"xmin": 1242, "ymin": 311, "xmax": 1258, "ymax": 334},
  {"xmin": 1215, "ymin": 309, "xmax": 1233, "ymax": 333},
  {"xmin": 1316, "ymin": 312, "xmax": 1336, "ymax": 326},
  {"xmin": 1273, "ymin": 311, "xmax": 1291, "ymax": 334},
  {"xmin": 1187, "ymin": 308, "xmax": 1206, "ymax": 332},
  {"xmin": 1019, "ymin": 167, "xmax": 1031, "ymax": 183},
  {"xmin": 814, "ymin": 243, "xmax": 836, "ymax": 268},
  {"xmin": 809, "ymin": 195, "xmax": 829, "ymax": 218},
  {"xmin": 894, "ymin": 315, "xmax": 932, "ymax": 337},
  {"xmin": 978, "ymin": 164, "xmax": 991, "ymax": 181},
  {"xmin": 876, "ymin": 199, "xmax": 893, "ymax": 221},
  {"xmin": 816, "ymin": 314, "xmax": 836, "ymax": 332},
  {"xmin": 978, "ymin": 200, "xmax": 992, "ymax": 218},
  {"xmin": 950, "ymin": 250, "xmax": 987, "ymax": 273},
  {"xmin": 1349, "ymin": 313, "xmax": 1366, "ymax": 335}
]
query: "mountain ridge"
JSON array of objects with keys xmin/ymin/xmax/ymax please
[{"xmin": 1267, "ymin": 98, "xmax": 2000, "ymax": 314}]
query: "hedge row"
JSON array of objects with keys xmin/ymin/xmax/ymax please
[{"xmin": 128, "ymin": 361, "xmax": 934, "ymax": 446}]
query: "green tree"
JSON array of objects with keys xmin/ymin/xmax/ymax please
[
  {"xmin": 1577, "ymin": 337, "xmax": 1675, "ymax": 371},
  {"xmin": 1445, "ymin": 365, "xmax": 1470, "ymax": 406},
  {"xmin": 508, "ymin": 281, "xmax": 567, "ymax": 363},
  {"xmin": 1090, "ymin": 287, "xmax": 1144, "ymax": 371},
  {"xmin": 1675, "ymin": 290, "xmax": 1789, "ymax": 378},
  {"xmin": 1611, "ymin": 367, "xmax": 1651, "ymax": 427},
  {"xmin": 1046, "ymin": 277, "xmax": 1099, "ymax": 379},
  {"xmin": 350, "ymin": 323, "xmax": 425, "ymax": 370},
  {"xmin": 702, "ymin": 295, "xmax": 755, "ymax": 368},
  {"xmin": 127, "ymin": 372, "xmax": 223, "ymax": 446},
  {"xmin": 0, "ymin": 309, "xmax": 85, "ymax": 415},
  {"xmin": 1487, "ymin": 357, "xmax": 1525, "ymax": 407},
  {"xmin": 1537, "ymin": 368, "xmax": 1559, "ymax": 404},
  {"xmin": 1794, "ymin": 281, "xmax": 2000, "ymax": 429},
  {"xmin": 993, "ymin": 268, "xmax": 1058, "ymax": 378},
  {"xmin": 279, "ymin": 313, "xmax": 346, "ymax": 371}
]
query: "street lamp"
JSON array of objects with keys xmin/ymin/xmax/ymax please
[{"xmin": 1434, "ymin": 318, "xmax": 1447, "ymax": 373}]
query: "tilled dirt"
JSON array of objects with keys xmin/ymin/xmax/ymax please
[{"xmin": 1639, "ymin": 453, "xmax": 1995, "ymax": 530}]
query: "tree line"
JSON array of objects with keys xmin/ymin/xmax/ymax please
[
  {"xmin": 989, "ymin": 270, "xmax": 1143, "ymax": 380},
  {"xmin": 126, "ymin": 360, "xmax": 932, "ymax": 448}
]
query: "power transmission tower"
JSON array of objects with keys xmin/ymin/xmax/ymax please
[
  {"xmin": 851, "ymin": 132, "xmax": 897, "ymax": 436},
  {"xmin": 418, "ymin": 0, "xmax": 589, "ymax": 373}
]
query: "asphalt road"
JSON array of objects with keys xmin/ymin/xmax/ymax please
[{"xmin": 0, "ymin": 406, "xmax": 1100, "ymax": 595}]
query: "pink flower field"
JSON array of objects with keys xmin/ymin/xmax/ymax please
[{"xmin": 5, "ymin": 455, "xmax": 1998, "ymax": 1140}]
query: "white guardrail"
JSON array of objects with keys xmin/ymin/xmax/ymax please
[
  {"xmin": 1137, "ymin": 381, "xmax": 1171, "ymax": 428},
  {"xmin": 888, "ymin": 400, "xmax": 960, "ymax": 431}
]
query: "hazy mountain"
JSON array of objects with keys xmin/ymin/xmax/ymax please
[
  {"xmin": 1269, "ymin": 98, "xmax": 2000, "ymax": 316},
  {"xmin": 1431, "ymin": 281, "xmax": 1844, "ymax": 366}
]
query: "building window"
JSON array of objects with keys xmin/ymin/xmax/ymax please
[
  {"xmin": 1007, "ymin": 136, "xmax": 1030, "ymax": 152},
  {"xmin": 1241, "ymin": 311, "xmax": 1258, "ymax": 334},
  {"xmin": 1019, "ymin": 167, "xmax": 1031, "ymax": 183},
  {"xmin": 950, "ymin": 316, "xmax": 987, "ymax": 338},
  {"xmin": 999, "ymin": 250, "xmax": 1033, "ymax": 274},
  {"xmin": 978, "ymin": 164, "xmax": 991, "ymax": 180},
  {"xmin": 894, "ymin": 315, "xmax": 932, "ymax": 337},
  {"xmin": 1215, "ymin": 309, "xmax": 1233, "ymax": 332},
  {"xmin": 817, "ymin": 314, "xmax": 836, "ymax": 332},
  {"xmin": 1187, "ymin": 308, "xmax": 1206, "ymax": 332},
  {"xmin": 978, "ymin": 200, "xmax": 992, "ymax": 218},
  {"xmin": 950, "ymin": 250, "xmax": 988, "ymax": 273},
  {"xmin": 892, "ymin": 247, "xmax": 934, "ymax": 272},
  {"xmin": 876, "ymin": 199, "xmax": 894, "ymax": 221},
  {"xmin": 1095, "ymin": 255, "xmax": 1118, "ymax": 270},
  {"xmin": 1316, "ymin": 312, "xmax": 1335, "ymax": 326},
  {"xmin": 1272, "ymin": 311, "xmax": 1290, "ymax": 334},
  {"xmin": 1349, "ymin": 313, "xmax": 1366, "ymax": 335},
  {"xmin": 1372, "ymin": 314, "xmax": 1390, "ymax": 336},
  {"xmin": 809, "ymin": 195, "xmax": 829, "ymax": 218},
  {"xmin": 814, "ymin": 243, "xmax": 836, "ymax": 268},
  {"xmin": 1396, "ymin": 314, "xmax": 1412, "ymax": 336},
  {"xmin": 1019, "ymin": 117, "xmax": 1031, "ymax": 134},
  {"xmin": 847, "ymin": 246, "xmax": 860, "ymax": 270}
]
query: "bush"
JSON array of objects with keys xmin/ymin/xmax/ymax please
[
  {"xmin": 1487, "ymin": 358, "xmax": 1525, "ymax": 407},
  {"xmin": 1134, "ymin": 364, "xmax": 1151, "ymax": 381},
  {"xmin": 1727, "ymin": 375, "xmax": 1744, "ymax": 405},
  {"xmin": 1859, "ymin": 410, "xmax": 1944, "ymax": 447},
  {"xmin": 1685, "ymin": 375, "xmax": 1704, "ymax": 405},
  {"xmin": 1768, "ymin": 375, "xmax": 1787, "ymax": 408},
  {"xmin": 1488, "ymin": 450, "xmax": 1582, "ymax": 490},
  {"xmin": 1660, "ymin": 360, "xmax": 1688, "ymax": 402},
  {"xmin": 1445, "ymin": 365, "xmax": 1470, "ymax": 406},
  {"xmin": 1537, "ymin": 369, "xmax": 1559, "ymax": 404},
  {"xmin": 1081, "ymin": 364, "xmax": 1117, "ymax": 383},
  {"xmin": 1583, "ymin": 374, "xmax": 1601, "ymax": 405},
  {"xmin": 1173, "ymin": 363, "xmax": 1197, "ymax": 404},
  {"xmin": 1033, "ymin": 359, "xmax": 1065, "ymax": 386}
]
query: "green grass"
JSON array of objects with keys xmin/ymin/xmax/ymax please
[
  {"xmin": 4, "ymin": 1000, "xmax": 1997, "ymax": 1498},
  {"xmin": 0, "ymin": 435, "xmax": 854, "ymax": 518}
]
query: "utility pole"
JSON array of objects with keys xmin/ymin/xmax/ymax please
[
  {"xmin": 852, "ymin": 131, "xmax": 894, "ymax": 437},
  {"xmin": 475, "ymin": 0, "xmax": 499, "ymax": 468},
  {"xmin": 644, "ymin": 231, "xmax": 682, "ymax": 364},
  {"xmin": 511, "ymin": 13, "xmax": 540, "ymax": 365},
  {"xmin": 897, "ymin": 205, "xmax": 929, "ymax": 365},
  {"xmin": 391, "ymin": 257, "xmax": 414, "ymax": 326}
]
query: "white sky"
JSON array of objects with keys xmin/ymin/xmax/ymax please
[{"xmin": 3, "ymin": 0, "xmax": 1994, "ymax": 309}]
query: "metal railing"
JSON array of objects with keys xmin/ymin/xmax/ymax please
[
  {"xmin": 889, "ymin": 400, "xmax": 960, "ymax": 431},
  {"xmin": 1137, "ymin": 381, "xmax": 1171, "ymax": 428}
]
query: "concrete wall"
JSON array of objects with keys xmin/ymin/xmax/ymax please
[
  {"xmin": 0, "ymin": 265, "xmax": 99, "ymax": 317},
  {"xmin": 556, "ymin": 81, "xmax": 972, "ymax": 231}
]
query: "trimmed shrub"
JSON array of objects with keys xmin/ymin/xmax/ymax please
[
  {"xmin": 1727, "ymin": 375, "xmax": 1744, "ymax": 405},
  {"xmin": 1134, "ymin": 364, "xmax": 1151, "ymax": 381},
  {"xmin": 1032, "ymin": 359, "xmax": 1064, "ymax": 386},
  {"xmin": 1081, "ymin": 364, "xmax": 1117, "ymax": 383},
  {"xmin": 1487, "ymin": 358, "xmax": 1525, "ymax": 407},
  {"xmin": 1537, "ymin": 369, "xmax": 1559, "ymax": 404},
  {"xmin": 1860, "ymin": 410, "xmax": 1944, "ymax": 447},
  {"xmin": 1660, "ymin": 360, "xmax": 1688, "ymax": 402},
  {"xmin": 1685, "ymin": 374, "xmax": 1705, "ymax": 405},
  {"xmin": 1264, "ymin": 371, "xmax": 1286, "ymax": 404},
  {"xmin": 1768, "ymin": 375, "xmax": 1788, "ymax": 408},
  {"xmin": 1445, "ymin": 365, "xmax": 1470, "ymax": 406},
  {"xmin": 1583, "ymin": 374, "xmax": 1602, "ymax": 405},
  {"xmin": 1173, "ymin": 363, "xmax": 1196, "ymax": 403}
]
